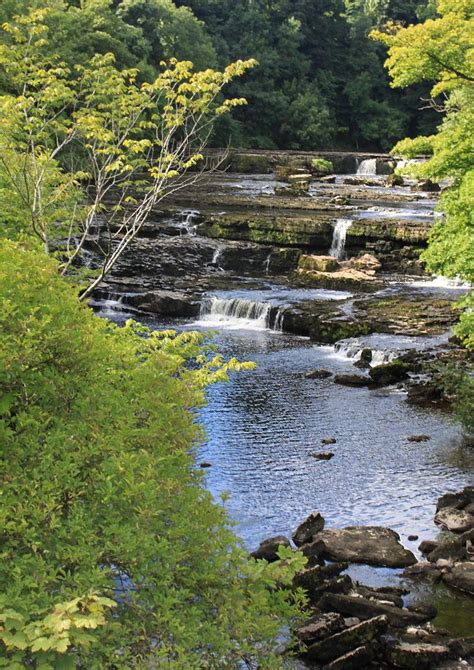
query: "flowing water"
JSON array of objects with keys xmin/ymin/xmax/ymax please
[
  {"xmin": 94, "ymin": 168, "xmax": 474, "ymax": 636},
  {"xmin": 329, "ymin": 218, "xmax": 353, "ymax": 259},
  {"xmin": 357, "ymin": 158, "xmax": 377, "ymax": 175}
]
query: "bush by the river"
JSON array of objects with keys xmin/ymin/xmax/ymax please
[{"xmin": 0, "ymin": 240, "xmax": 305, "ymax": 668}]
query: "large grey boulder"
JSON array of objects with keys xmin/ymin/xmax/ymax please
[{"xmin": 311, "ymin": 526, "xmax": 417, "ymax": 567}]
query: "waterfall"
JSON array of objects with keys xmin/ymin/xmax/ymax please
[
  {"xmin": 198, "ymin": 296, "xmax": 272, "ymax": 330},
  {"xmin": 329, "ymin": 218, "xmax": 352, "ymax": 260},
  {"xmin": 211, "ymin": 248, "xmax": 223, "ymax": 270},
  {"xmin": 264, "ymin": 252, "xmax": 272, "ymax": 275},
  {"xmin": 179, "ymin": 209, "xmax": 200, "ymax": 235},
  {"xmin": 357, "ymin": 158, "xmax": 377, "ymax": 176},
  {"xmin": 333, "ymin": 341, "xmax": 397, "ymax": 367}
]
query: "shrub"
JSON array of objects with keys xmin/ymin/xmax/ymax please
[{"xmin": 0, "ymin": 240, "xmax": 305, "ymax": 668}]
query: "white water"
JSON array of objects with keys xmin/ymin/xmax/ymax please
[
  {"xmin": 329, "ymin": 218, "xmax": 352, "ymax": 260},
  {"xmin": 331, "ymin": 341, "xmax": 398, "ymax": 367},
  {"xmin": 179, "ymin": 209, "xmax": 200, "ymax": 235},
  {"xmin": 411, "ymin": 275, "xmax": 471, "ymax": 290},
  {"xmin": 196, "ymin": 296, "xmax": 273, "ymax": 330},
  {"xmin": 357, "ymin": 158, "xmax": 377, "ymax": 176},
  {"xmin": 264, "ymin": 252, "xmax": 272, "ymax": 275},
  {"xmin": 211, "ymin": 247, "xmax": 224, "ymax": 269}
]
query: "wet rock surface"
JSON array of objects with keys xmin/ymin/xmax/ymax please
[{"xmin": 307, "ymin": 526, "xmax": 417, "ymax": 568}]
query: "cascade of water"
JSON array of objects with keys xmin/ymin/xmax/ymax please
[
  {"xmin": 273, "ymin": 308, "xmax": 285, "ymax": 332},
  {"xmin": 264, "ymin": 252, "xmax": 272, "ymax": 275},
  {"xmin": 179, "ymin": 209, "xmax": 200, "ymax": 235},
  {"xmin": 198, "ymin": 296, "xmax": 272, "ymax": 330},
  {"xmin": 357, "ymin": 158, "xmax": 377, "ymax": 175},
  {"xmin": 333, "ymin": 341, "xmax": 397, "ymax": 367},
  {"xmin": 211, "ymin": 248, "xmax": 224, "ymax": 269},
  {"xmin": 329, "ymin": 218, "xmax": 352, "ymax": 260}
]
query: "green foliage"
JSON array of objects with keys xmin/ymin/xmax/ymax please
[
  {"xmin": 0, "ymin": 239, "xmax": 306, "ymax": 668},
  {"xmin": 372, "ymin": 0, "xmax": 474, "ymax": 349},
  {"xmin": 0, "ymin": 7, "xmax": 255, "ymax": 293}
]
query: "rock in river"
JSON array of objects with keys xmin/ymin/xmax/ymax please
[
  {"xmin": 309, "ymin": 526, "xmax": 417, "ymax": 567},
  {"xmin": 250, "ymin": 535, "xmax": 290, "ymax": 562},
  {"xmin": 443, "ymin": 562, "xmax": 474, "ymax": 595},
  {"xmin": 334, "ymin": 374, "xmax": 371, "ymax": 387},
  {"xmin": 292, "ymin": 512, "xmax": 325, "ymax": 546}
]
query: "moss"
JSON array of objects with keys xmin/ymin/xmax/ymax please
[{"xmin": 311, "ymin": 158, "xmax": 333, "ymax": 174}]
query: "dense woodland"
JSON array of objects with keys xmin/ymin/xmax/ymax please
[
  {"xmin": 0, "ymin": 0, "xmax": 440, "ymax": 150},
  {"xmin": 0, "ymin": 0, "xmax": 472, "ymax": 667}
]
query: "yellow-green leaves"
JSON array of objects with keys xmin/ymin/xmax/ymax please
[{"xmin": 0, "ymin": 7, "xmax": 256, "ymax": 295}]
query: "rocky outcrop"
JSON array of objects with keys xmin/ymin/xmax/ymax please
[
  {"xmin": 354, "ymin": 296, "xmax": 459, "ymax": 336},
  {"xmin": 309, "ymin": 526, "xmax": 417, "ymax": 567}
]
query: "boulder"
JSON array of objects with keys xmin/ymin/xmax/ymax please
[
  {"xmin": 125, "ymin": 290, "xmax": 200, "ymax": 316},
  {"xmin": 303, "ymin": 615, "xmax": 388, "ymax": 663},
  {"xmin": 347, "ymin": 254, "xmax": 382, "ymax": 274},
  {"xmin": 443, "ymin": 562, "xmax": 474, "ymax": 595},
  {"xmin": 369, "ymin": 359, "xmax": 412, "ymax": 386},
  {"xmin": 293, "ymin": 562, "xmax": 348, "ymax": 596},
  {"xmin": 334, "ymin": 374, "xmax": 371, "ymax": 387},
  {"xmin": 427, "ymin": 540, "xmax": 466, "ymax": 563},
  {"xmin": 403, "ymin": 562, "xmax": 442, "ymax": 584},
  {"xmin": 419, "ymin": 540, "xmax": 439, "ymax": 555},
  {"xmin": 437, "ymin": 487, "xmax": 474, "ymax": 512},
  {"xmin": 305, "ymin": 369, "xmax": 333, "ymax": 379},
  {"xmin": 318, "ymin": 593, "xmax": 430, "ymax": 628},
  {"xmin": 386, "ymin": 173, "xmax": 405, "ymax": 187},
  {"xmin": 388, "ymin": 642, "xmax": 451, "ymax": 669},
  {"xmin": 312, "ymin": 526, "xmax": 417, "ymax": 567},
  {"xmin": 311, "ymin": 452, "xmax": 335, "ymax": 461},
  {"xmin": 299, "ymin": 255, "xmax": 341, "ymax": 273},
  {"xmin": 250, "ymin": 535, "xmax": 290, "ymax": 562},
  {"xmin": 292, "ymin": 512, "xmax": 326, "ymax": 546},
  {"xmin": 319, "ymin": 174, "xmax": 336, "ymax": 184},
  {"xmin": 324, "ymin": 643, "xmax": 378, "ymax": 669},
  {"xmin": 415, "ymin": 179, "xmax": 441, "ymax": 192},
  {"xmin": 296, "ymin": 612, "xmax": 345, "ymax": 643},
  {"xmin": 435, "ymin": 507, "xmax": 474, "ymax": 534},
  {"xmin": 300, "ymin": 538, "xmax": 327, "ymax": 559}
]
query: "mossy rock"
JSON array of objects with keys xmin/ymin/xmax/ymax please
[
  {"xmin": 311, "ymin": 158, "xmax": 333, "ymax": 175},
  {"xmin": 369, "ymin": 359, "xmax": 413, "ymax": 385},
  {"xmin": 299, "ymin": 255, "xmax": 341, "ymax": 273}
]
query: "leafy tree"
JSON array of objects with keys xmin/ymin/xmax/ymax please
[
  {"xmin": 372, "ymin": 0, "xmax": 474, "ymax": 347},
  {"xmin": 0, "ymin": 7, "xmax": 255, "ymax": 297},
  {"xmin": 0, "ymin": 238, "xmax": 307, "ymax": 668}
]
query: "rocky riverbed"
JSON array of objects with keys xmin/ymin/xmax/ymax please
[{"xmin": 89, "ymin": 151, "xmax": 473, "ymax": 665}]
